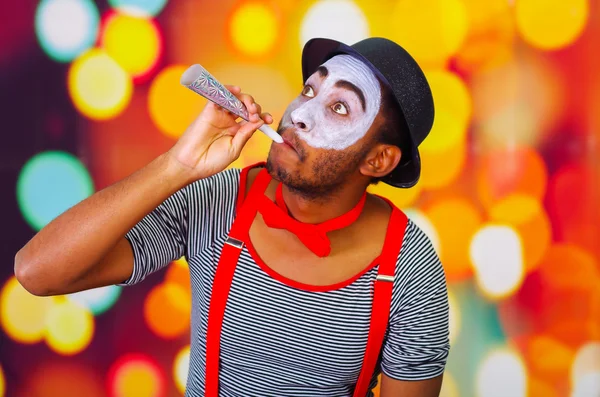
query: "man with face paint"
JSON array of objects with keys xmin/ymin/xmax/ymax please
[{"xmin": 16, "ymin": 38, "xmax": 449, "ymax": 397}]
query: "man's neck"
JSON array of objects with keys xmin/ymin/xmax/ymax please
[{"xmin": 280, "ymin": 183, "xmax": 366, "ymax": 224}]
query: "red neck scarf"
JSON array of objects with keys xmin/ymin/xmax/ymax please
[{"xmin": 256, "ymin": 183, "xmax": 367, "ymax": 257}]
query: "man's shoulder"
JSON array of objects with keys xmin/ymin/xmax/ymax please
[{"xmin": 186, "ymin": 167, "xmax": 243, "ymax": 193}]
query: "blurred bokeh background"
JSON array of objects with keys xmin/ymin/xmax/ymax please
[{"xmin": 1, "ymin": 0, "xmax": 599, "ymax": 396}]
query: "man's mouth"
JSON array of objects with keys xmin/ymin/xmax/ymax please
[{"xmin": 282, "ymin": 137, "xmax": 298, "ymax": 153}]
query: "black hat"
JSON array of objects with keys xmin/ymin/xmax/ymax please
[{"xmin": 301, "ymin": 37, "xmax": 434, "ymax": 188}]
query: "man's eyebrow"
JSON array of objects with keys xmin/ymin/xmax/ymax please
[
  {"xmin": 317, "ymin": 66, "xmax": 328, "ymax": 78},
  {"xmin": 335, "ymin": 80, "xmax": 366, "ymax": 111}
]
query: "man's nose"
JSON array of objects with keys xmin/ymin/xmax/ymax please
[{"xmin": 290, "ymin": 106, "xmax": 313, "ymax": 132}]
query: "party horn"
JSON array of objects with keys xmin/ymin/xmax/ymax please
[{"xmin": 180, "ymin": 64, "xmax": 283, "ymax": 143}]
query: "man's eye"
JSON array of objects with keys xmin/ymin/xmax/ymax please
[
  {"xmin": 332, "ymin": 102, "xmax": 348, "ymax": 115},
  {"xmin": 302, "ymin": 85, "xmax": 315, "ymax": 97}
]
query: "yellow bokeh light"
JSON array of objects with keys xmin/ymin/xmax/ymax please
[
  {"xmin": 1, "ymin": 277, "xmax": 54, "ymax": 344},
  {"xmin": 425, "ymin": 197, "xmax": 482, "ymax": 281},
  {"xmin": 101, "ymin": 13, "xmax": 162, "ymax": 80},
  {"xmin": 229, "ymin": 3, "xmax": 279, "ymax": 57},
  {"xmin": 515, "ymin": 0, "xmax": 589, "ymax": 50},
  {"xmin": 174, "ymin": 256, "xmax": 189, "ymax": 268},
  {"xmin": 470, "ymin": 224, "xmax": 525, "ymax": 300},
  {"xmin": 0, "ymin": 364, "xmax": 5, "ymax": 397},
  {"xmin": 447, "ymin": 288, "xmax": 461, "ymax": 344},
  {"xmin": 368, "ymin": 177, "xmax": 422, "ymax": 208},
  {"xmin": 112, "ymin": 356, "xmax": 164, "ymax": 397},
  {"xmin": 526, "ymin": 335, "xmax": 574, "ymax": 381},
  {"xmin": 173, "ymin": 345, "xmax": 190, "ymax": 394},
  {"xmin": 389, "ymin": 0, "xmax": 469, "ymax": 67},
  {"xmin": 420, "ymin": 139, "xmax": 466, "ymax": 190},
  {"xmin": 45, "ymin": 300, "xmax": 94, "ymax": 355},
  {"xmin": 455, "ymin": 0, "xmax": 515, "ymax": 73},
  {"xmin": 149, "ymin": 65, "xmax": 207, "ymax": 138},
  {"xmin": 476, "ymin": 347, "xmax": 528, "ymax": 397},
  {"xmin": 426, "ymin": 70, "xmax": 472, "ymax": 125},
  {"xmin": 440, "ymin": 371, "xmax": 459, "ymax": 397},
  {"xmin": 419, "ymin": 109, "xmax": 468, "ymax": 154},
  {"xmin": 144, "ymin": 282, "xmax": 191, "ymax": 338},
  {"xmin": 68, "ymin": 48, "xmax": 133, "ymax": 120}
]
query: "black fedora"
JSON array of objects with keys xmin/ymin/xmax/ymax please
[{"xmin": 301, "ymin": 37, "xmax": 434, "ymax": 188}]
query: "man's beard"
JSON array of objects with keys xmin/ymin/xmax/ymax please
[{"xmin": 266, "ymin": 121, "xmax": 369, "ymax": 201}]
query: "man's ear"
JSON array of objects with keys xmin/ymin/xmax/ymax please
[{"xmin": 359, "ymin": 143, "xmax": 402, "ymax": 179}]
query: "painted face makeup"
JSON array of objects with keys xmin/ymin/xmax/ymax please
[{"xmin": 280, "ymin": 54, "xmax": 382, "ymax": 151}]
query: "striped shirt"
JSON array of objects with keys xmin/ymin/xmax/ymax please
[{"xmin": 120, "ymin": 167, "xmax": 450, "ymax": 396}]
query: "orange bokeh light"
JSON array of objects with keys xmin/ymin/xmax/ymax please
[
  {"xmin": 489, "ymin": 194, "xmax": 551, "ymax": 272},
  {"xmin": 499, "ymin": 244, "xmax": 600, "ymax": 349},
  {"xmin": 548, "ymin": 163, "xmax": 600, "ymax": 258},
  {"xmin": 525, "ymin": 335, "xmax": 575, "ymax": 385},
  {"xmin": 165, "ymin": 262, "xmax": 191, "ymax": 294},
  {"xmin": 21, "ymin": 362, "xmax": 104, "ymax": 397},
  {"xmin": 424, "ymin": 197, "xmax": 483, "ymax": 281},
  {"xmin": 454, "ymin": 0, "xmax": 515, "ymax": 73},
  {"xmin": 419, "ymin": 140, "xmax": 466, "ymax": 190},
  {"xmin": 476, "ymin": 146, "xmax": 547, "ymax": 210},
  {"xmin": 108, "ymin": 354, "xmax": 165, "ymax": 397},
  {"xmin": 144, "ymin": 282, "xmax": 191, "ymax": 338}
]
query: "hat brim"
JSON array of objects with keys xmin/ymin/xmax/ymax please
[{"xmin": 301, "ymin": 37, "xmax": 421, "ymax": 188}]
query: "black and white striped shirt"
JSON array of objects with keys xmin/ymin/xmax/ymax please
[{"xmin": 120, "ymin": 167, "xmax": 450, "ymax": 396}]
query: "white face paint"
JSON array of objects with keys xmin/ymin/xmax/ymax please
[{"xmin": 280, "ymin": 54, "xmax": 382, "ymax": 150}]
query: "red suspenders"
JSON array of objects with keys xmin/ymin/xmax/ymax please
[
  {"xmin": 352, "ymin": 207, "xmax": 407, "ymax": 397},
  {"xmin": 205, "ymin": 167, "xmax": 408, "ymax": 396}
]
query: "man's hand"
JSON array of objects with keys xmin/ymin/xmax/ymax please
[{"xmin": 167, "ymin": 85, "xmax": 274, "ymax": 183}]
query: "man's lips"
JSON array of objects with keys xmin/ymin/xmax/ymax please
[{"xmin": 282, "ymin": 137, "xmax": 298, "ymax": 153}]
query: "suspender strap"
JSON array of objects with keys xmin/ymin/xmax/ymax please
[
  {"xmin": 205, "ymin": 168, "xmax": 272, "ymax": 396},
  {"xmin": 352, "ymin": 207, "xmax": 408, "ymax": 397}
]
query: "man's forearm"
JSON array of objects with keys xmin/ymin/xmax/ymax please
[{"xmin": 14, "ymin": 152, "xmax": 194, "ymax": 295}]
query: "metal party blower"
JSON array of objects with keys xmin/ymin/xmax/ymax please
[{"xmin": 180, "ymin": 64, "xmax": 283, "ymax": 143}]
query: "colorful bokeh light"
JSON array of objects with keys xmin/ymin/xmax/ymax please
[
  {"xmin": 454, "ymin": 0, "xmax": 515, "ymax": 73},
  {"xmin": 21, "ymin": 362, "xmax": 105, "ymax": 397},
  {"xmin": 389, "ymin": 0, "xmax": 468, "ymax": 67},
  {"xmin": 149, "ymin": 65, "xmax": 206, "ymax": 138},
  {"xmin": 0, "ymin": 364, "xmax": 4, "ymax": 397},
  {"xmin": 300, "ymin": 0, "xmax": 369, "ymax": 48},
  {"xmin": 173, "ymin": 345, "xmax": 190, "ymax": 394},
  {"xmin": 108, "ymin": 0, "xmax": 169, "ymax": 17},
  {"xmin": 470, "ymin": 225, "xmax": 524, "ymax": 300},
  {"xmin": 425, "ymin": 198, "xmax": 482, "ymax": 281},
  {"xmin": 229, "ymin": 3, "xmax": 279, "ymax": 58},
  {"xmin": 68, "ymin": 48, "xmax": 134, "ymax": 120},
  {"xmin": 17, "ymin": 151, "xmax": 94, "ymax": 231},
  {"xmin": 571, "ymin": 342, "xmax": 600, "ymax": 388},
  {"xmin": 45, "ymin": 299, "xmax": 94, "ymax": 355},
  {"xmin": 476, "ymin": 348, "xmax": 528, "ymax": 397},
  {"xmin": 447, "ymin": 288, "xmax": 461, "ymax": 344},
  {"xmin": 108, "ymin": 354, "xmax": 165, "ymax": 397},
  {"xmin": 489, "ymin": 194, "xmax": 551, "ymax": 272},
  {"xmin": 101, "ymin": 12, "xmax": 163, "ymax": 83},
  {"xmin": 1, "ymin": 277, "xmax": 54, "ymax": 344},
  {"xmin": 35, "ymin": 0, "xmax": 100, "ymax": 62},
  {"xmin": 144, "ymin": 282, "xmax": 191, "ymax": 338},
  {"xmin": 368, "ymin": 180, "xmax": 422, "ymax": 210},
  {"xmin": 476, "ymin": 146, "xmax": 548, "ymax": 210},
  {"xmin": 67, "ymin": 285, "xmax": 122, "ymax": 315},
  {"xmin": 515, "ymin": 0, "xmax": 589, "ymax": 50}
]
